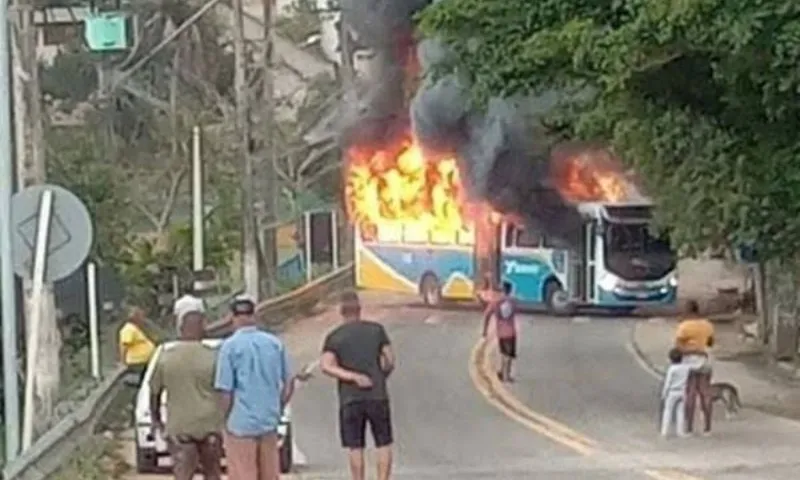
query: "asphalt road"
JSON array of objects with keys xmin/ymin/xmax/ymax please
[
  {"xmin": 121, "ymin": 303, "xmax": 800, "ymax": 479},
  {"xmin": 492, "ymin": 314, "xmax": 800, "ymax": 480},
  {"xmin": 290, "ymin": 308, "xmax": 618, "ymax": 479}
]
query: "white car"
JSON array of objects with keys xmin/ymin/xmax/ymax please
[{"xmin": 134, "ymin": 339, "xmax": 293, "ymax": 474}]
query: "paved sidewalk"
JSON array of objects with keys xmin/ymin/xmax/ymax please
[{"xmin": 631, "ymin": 318, "xmax": 800, "ymax": 420}]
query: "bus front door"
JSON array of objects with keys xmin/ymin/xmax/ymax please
[
  {"xmin": 583, "ymin": 220, "xmax": 597, "ymax": 302},
  {"xmin": 474, "ymin": 220, "xmax": 501, "ymax": 291}
]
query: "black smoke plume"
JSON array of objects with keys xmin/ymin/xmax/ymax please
[{"xmin": 341, "ymin": 0, "xmax": 584, "ymax": 247}]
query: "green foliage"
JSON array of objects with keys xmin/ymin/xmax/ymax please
[
  {"xmin": 114, "ymin": 216, "xmax": 240, "ymax": 313},
  {"xmin": 46, "ymin": 127, "xmax": 133, "ymax": 265},
  {"xmin": 40, "ymin": 50, "xmax": 98, "ymax": 109},
  {"xmin": 418, "ymin": 0, "xmax": 800, "ymax": 260},
  {"xmin": 46, "ymin": 124, "xmax": 241, "ymax": 310}
]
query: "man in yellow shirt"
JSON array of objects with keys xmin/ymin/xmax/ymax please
[
  {"xmin": 119, "ymin": 307, "xmax": 156, "ymax": 385},
  {"xmin": 674, "ymin": 300, "xmax": 715, "ymax": 435}
]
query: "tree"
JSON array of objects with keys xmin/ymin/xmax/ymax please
[
  {"xmin": 46, "ymin": 128, "xmax": 133, "ymax": 264},
  {"xmin": 273, "ymin": 74, "xmax": 341, "ymax": 209},
  {"xmin": 418, "ymin": 0, "xmax": 800, "ymax": 261}
]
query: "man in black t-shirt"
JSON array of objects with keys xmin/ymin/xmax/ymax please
[{"xmin": 321, "ymin": 291, "xmax": 395, "ymax": 480}]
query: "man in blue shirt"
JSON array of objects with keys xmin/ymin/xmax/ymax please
[{"xmin": 215, "ymin": 294, "xmax": 295, "ymax": 479}]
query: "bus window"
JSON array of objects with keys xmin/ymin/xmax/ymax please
[
  {"xmin": 403, "ymin": 223, "xmax": 428, "ymax": 243},
  {"xmin": 430, "ymin": 228, "xmax": 456, "ymax": 245},
  {"xmin": 504, "ymin": 224, "xmax": 516, "ymax": 248},
  {"xmin": 458, "ymin": 227, "xmax": 475, "ymax": 246},
  {"xmin": 376, "ymin": 224, "xmax": 402, "ymax": 243},
  {"xmin": 515, "ymin": 229, "xmax": 542, "ymax": 248}
]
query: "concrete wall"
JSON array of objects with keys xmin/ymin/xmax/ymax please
[{"xmin": 677, "ymin": 258, "xmax": 748, "ymax": 301}]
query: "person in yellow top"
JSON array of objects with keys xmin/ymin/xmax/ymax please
[
  {"xmin": 674, "ymin": 300, "xmax": 715, "ymax": 435},
  {"xmin": 119, "ymin": 307, "xmax": 156, "ymax": 385}
]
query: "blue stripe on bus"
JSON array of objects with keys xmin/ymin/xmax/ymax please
[{"xmin": 367, "ymin": 244, "xmax": 475, "ymax": 288}]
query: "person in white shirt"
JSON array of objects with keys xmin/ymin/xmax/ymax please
[{"xmin": 660, "ymin": 348, "xmax": 693, "ymax": 438}]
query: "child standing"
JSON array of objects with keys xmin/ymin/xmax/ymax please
[{"xmin": 660, "ymin": 348, "xmax": 692, "ymax": 437}]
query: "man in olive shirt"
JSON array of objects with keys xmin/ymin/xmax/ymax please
[
  {"xmin": 150, "ymin": 295, "xmax": 222, "ymax": 479},
  {"xmin": 321, "ymin": 291, "xmax": 395, "ymax": 480}
]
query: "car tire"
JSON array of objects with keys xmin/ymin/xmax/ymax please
[
  {"xmin": 279, "ymin": 425, "xmax": 293, "ymax": 474},
  {"xmin": 135, "ymin": 443, "xmax": 159, "ymax": 474}
]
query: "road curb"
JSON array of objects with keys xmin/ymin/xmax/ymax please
[{"xmin": 628, "ymin": 322, "xmax": 666, "ymax": 379}]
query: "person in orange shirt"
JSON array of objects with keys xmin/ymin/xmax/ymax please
[{"xmin": 674, "ymin": 300, "xmax": 715, "ymax": 435}]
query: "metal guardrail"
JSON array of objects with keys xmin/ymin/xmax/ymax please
[
  {"xmin": 2, "ymin": 263, "xmax": 354, "ymax": 479},
  {"xmin": 206, "ymin": 262, "xmax": 355, "ymax": 337},
  {"xmin": 2, "ymin": 366, "xmax": 126, "ymax": 480}
]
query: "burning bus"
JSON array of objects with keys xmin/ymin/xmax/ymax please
[{"xmin": 345, "ymin": 136, "xmax": 678, "ymax": 314}]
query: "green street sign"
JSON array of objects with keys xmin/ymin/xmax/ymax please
[{"xmin": 84, "ymin": 13, "xmax": 130, "ymax": 51}]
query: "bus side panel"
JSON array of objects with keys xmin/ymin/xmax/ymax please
[
  {"xmin": 356, "ymin": 242, "xmax": 417, "ymax": 294},
  {"xmin": 356, "ymin": 242, "xmax": 475, "ymax": 298},
  {"xmin": 499, "ymin": 252, "xmax": 555, "ymax": 304}
]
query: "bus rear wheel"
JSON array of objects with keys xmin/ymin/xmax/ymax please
[
  {"xmin": 545, "ymin": 280, "xmax": 573, "ymax": 316},
  {"xmin": 420, "ymin": 274, "xmax": 442, "ymax": 306}
]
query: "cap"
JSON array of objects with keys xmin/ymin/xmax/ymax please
[
  {"xmin": 173, "ymin": 294, "xmax": 205, "ymax": 323},
  {"xmin": 230, "ymin": 294, "xmax": 256, "ymax": 315}
]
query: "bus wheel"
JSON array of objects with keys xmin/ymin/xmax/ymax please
[
  {"xmin": 420, "ymin": 274, "xmax": 441, "ymax": 306},
  {"xmin": 545, "ymin": 280, "xmax": 572, "ymax": 316}
]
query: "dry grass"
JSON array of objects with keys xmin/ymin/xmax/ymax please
[{"xmin": 49, "ymin": 434, "xmax": 131, "ymax": 480}]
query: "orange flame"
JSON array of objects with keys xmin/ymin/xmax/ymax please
[
  {"xmin": 345, "ymin": 134, "xmax": 490, "ymax": 240},
  {"xmin": 551, "ymin": 145, "xmax": 635, "ymax": 203}
]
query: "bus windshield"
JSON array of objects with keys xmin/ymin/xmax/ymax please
[
  {"xmin": 605, "ymin": 222, "xmax": 671, "ymax": 255},
  {"xmin": 603, "ymin": 221, "xmax": 675, "ymax": 280}
]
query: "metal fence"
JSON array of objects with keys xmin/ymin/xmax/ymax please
[
  {"xmin": 1, "ymin": 205, "xmax": 355, "ymax": 468},
  {"xmin": 261, "ymin": 206, "xmax": 353, "ymax": 295},
  {"xmin": 2, "ymin": 262, "xmax": 354, "ymax": 480},
  {"xmin": 0, "ymin": 264, "xmax": 136, "ymax": 466}
]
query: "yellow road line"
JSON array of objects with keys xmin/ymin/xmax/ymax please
[
  {"xmin": 469, "ymin": 338, "xmax": 704, "ymax": 480},
  {"xmin": 478, "ymin": 340, "xmax": 599, "ymax": 448}
]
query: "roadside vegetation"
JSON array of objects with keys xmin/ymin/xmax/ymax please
[{"xmin": 418, "ymin": 0, "xmax": 800, "ymax": 314}]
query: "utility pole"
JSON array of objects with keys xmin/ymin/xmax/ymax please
[
  {"xmin": 337, "ymin": 8, "xmax": 356, "ymax": 93},
  {"xmin": 11, "ymin": 0, "xmax": 61, "ymax": 444},
  {"xmin": 0, "ymin": 0, "xmax": 20, "ymax": 462},
  {"xmin": 260, "ymin": 0, "xmax": 277, "ymax": 296},
  {"xmin": 233, "ymin": 0, "xmax": 260, "ymax": 300}
]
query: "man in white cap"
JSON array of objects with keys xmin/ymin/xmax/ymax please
[
  {"xmin": 150, "ymin": 295, "xmax": 223, "ymax": 480},
  {"xmin": 215, "ymin": 294, "xmax": 295, "ymax": 479}
]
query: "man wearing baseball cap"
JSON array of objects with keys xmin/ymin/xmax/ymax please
[
  {"xmin": 149, "ymin": 295, "xmax": 223, "ymax": 479},
  {"xmin": 215, "ymin": 294, "xmax": 295, "ymax": 479}
]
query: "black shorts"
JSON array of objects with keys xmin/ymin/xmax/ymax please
[
  {"xmin": 339, "ymin": 399, "xmax": 393, "ymax": 449},
  {"xmin": 498, "ymin": 336, "xmax": 517, "ymax": 358}
]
